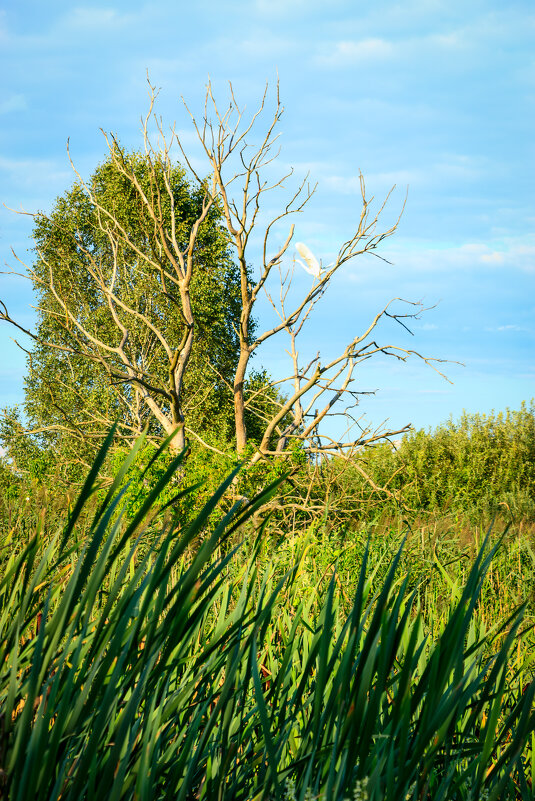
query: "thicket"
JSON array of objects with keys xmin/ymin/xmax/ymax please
[
  {"xmin": 2, "ymin": 401, "xmax": 534, "ymax": 539},
  {"xmin": 335, "ymin": 401, "xmax": 535, "ymax": 523}
]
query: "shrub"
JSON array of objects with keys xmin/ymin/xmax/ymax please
[{"xmin": 341, "ymin": 401, "xmax": 535, "ymax": 520}]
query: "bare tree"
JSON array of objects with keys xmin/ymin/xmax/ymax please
[
  {"xmin": 1, "ymin": 78, "xmax": 447, "ymax": 468},
  {"xmin": 177, "ymin": 80, "xmax": 448, "ymax": 461}
]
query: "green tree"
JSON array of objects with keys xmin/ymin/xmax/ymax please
[{"xmin": 2, "ymin": 150, "xmax": 247, "ymax": 471}]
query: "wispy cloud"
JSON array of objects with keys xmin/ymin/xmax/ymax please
[
  {"xmin": 0, "ymin": 156, "xmax": 71, "ymax": 192},
  {"xmin": 485, "ymin": 324, "xmax": 533, "ymax": 333},
  {"xmin": 238, "ymin": 31, "xmax": 293, "ymax": 57},
  {"xmin": 0, "ymin": 5, "xmax": 155, "ymax": 50},
  {"xmin": 59, "ymin": 7, "xmax": 127, "ymax": 30},
  {"xmin": 253, "ymin": 0, "xmax": 338, "ymax": 16},
  {"xmin": 325, "ymin": 154, "xmax": 483, "ymax": 194},
  {"xmin": 419, "ymin": 323, "xmax": 439, "ymax": 331},
  {"xmin": 421, "ymin": 239, "xmax": 534, "ymax": 274},
  {"xmin": 326, "ymin": 171, "xmax": 414, "ymax": 195},
  {"xmin": 254, "ymin": 0, "xmax": 304, "ymax": 13},
  {"xmin": 316, "ymin": 31, "xmax": 452, "ymax": 71},
  {"xmin": 314, "ymin": 11, "xmax": 533, "ymax": 73},
  {"xmin": 479, "ymin": 251, "xmax": 505, "ymax": 264},
  {"xmin": 318, "ymin": 37, "xmax": 395, "ymax": 66},
  {"xmin": 344, "ymin": 236, "xmax": 535, "ymax": 282}
]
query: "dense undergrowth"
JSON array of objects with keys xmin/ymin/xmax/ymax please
[
  {"xmin": 345, "ymin": 401, "xmax": 535, "ymax": 521},
  {"xmin": 1, "ymin": 427, "xmax": 535, "ymax": 799},
  {"xmin": 2, "ymin": 402, "xmax": 534, "ymax": 533}
]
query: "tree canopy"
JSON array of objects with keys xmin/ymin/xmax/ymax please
[{"xmin": 8, "ymin": 151, "xmax": 247, "ymax": 470}]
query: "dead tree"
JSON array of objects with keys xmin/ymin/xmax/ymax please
[
  {"xmin": 1, "ymin": 78, "xmax": 448, "ymax": 469},
  {"xmin": 177, "ymin": 80, "xmax": 448, "ymax": 462}
]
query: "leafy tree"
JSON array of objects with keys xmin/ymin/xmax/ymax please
[{"xmin": 2, "ymin": 151, "xmax": 248, "ymax": 471}]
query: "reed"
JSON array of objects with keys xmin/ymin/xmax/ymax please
[{"xmin": 0, "ymin": 431, "xmax": 534, "ymax": 800}]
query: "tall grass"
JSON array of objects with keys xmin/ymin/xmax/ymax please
[{"xmin": 1, "ymin": 431, "xmax": 534, "ymax": 800}]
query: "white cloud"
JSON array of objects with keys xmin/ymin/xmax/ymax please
[
  {"xmin": 58, "ymin": 5, "xmax": 157, "ymax": 35},
  {"xmin": 253, "ymin": 0, "xmax": 337, "ymax": 16},
  {"xmin": 326, "ymin": 171, "xmax": 415, "ymax": 195},
  {"xmin": 341, "ymin": 236, "xmax": 535, "ymax": 288},
  {"xmin": 486, "ymin": 324, "xmax": 532, "ymax": 333},
  {"xmin": 318, "ymin": 38, "xmax": 394, "ymax": 67},
  {"xmin": 420, "ymin": 323, "xmax": 439, "ymax": 331},
  {"xmin": 516, "ymin": 244, "xmax": 535, "ymax": 256},
  {"xmin": 0, "ymin": 5, "xmax": 154, "ymax": 51},
  {"xmin": 238, "ymin": 32, "xmax": 293, "ymax": 57},
  {"xmin": 431, "ymin": 31, "xmax": 465, "ymax": 48},
  {"xmin": 0, "ymin": 156, "xmax": 71, "ymax": 192},
  {"xmin": 315, "ymin": 28, "xmax": 474, "ymax": 71},
  {"xmin": 387, "ymin": 237, "xmax": 535, "ymax": 275},
  {"xmin": 254, "ymin": 0, "xmax": 303, "ymax": 12},
  {"xmin": 324, "ymin": 154, "xmax": 485, "ymax": 198},
  {"xmin": 61, "ymin": 7, "xmax": 124, "ymax": 30},
  {"xmin": 314, "ymin": 11, "xmax": 533, "ymax": 74},
  {"xmin": 480, "ymin": 251, "xmax": 505, "ymax": 265}
]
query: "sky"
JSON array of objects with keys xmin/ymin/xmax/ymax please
[{"xmin": 0, "ymin": 0, "xmax": 533, "ymax": 441}]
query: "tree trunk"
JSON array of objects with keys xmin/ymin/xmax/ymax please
[
  {"xmin": 168, "ymin": 422, "xmax": 186, "ymax": 454},
  {"xmin": 234, "ymin": 350, "xmax": 249, "ymax": 455}
]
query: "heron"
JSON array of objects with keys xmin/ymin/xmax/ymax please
[{"xmin": 294, "ymin": 242, "xmax": 322, "ymax": 278}]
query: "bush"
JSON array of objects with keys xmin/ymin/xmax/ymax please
[{"xmin": 341, "ymin": 401, "xmax": 535, "ymax": 520}]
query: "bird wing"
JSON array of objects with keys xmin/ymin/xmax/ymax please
[{"xmin": 295, "ymin": 242, "xmax": 321, "ymax": 277}]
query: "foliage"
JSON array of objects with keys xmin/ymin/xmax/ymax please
[
  {"xmin": 105, "ymin": 437, "xmax": 233, "ymax": 527},
  {"xmin": 2, "ymin": 150, "xmax": 246, "ymax": 472},
  {"xmin": 0, "ymin": 150, "xmax": 296, "ymax": 493},
  {"xmin": 1, "ymin": 434, "xmax": 535, "ymax": 799},
  {"xmin": 339, "ymin": 401, "xmax": 535, "ymax": 521}
]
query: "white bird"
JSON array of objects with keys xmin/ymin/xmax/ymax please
[{"xmin": 294, "ymin": 242, "xmax": 322, "ymax": 278}]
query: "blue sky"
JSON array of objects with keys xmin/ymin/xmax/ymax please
[{"xmin": 1, "ymin": 0, "xmax": 533, "ymax": 437}]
